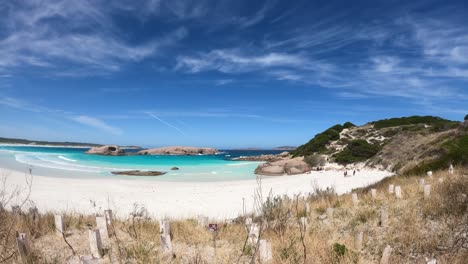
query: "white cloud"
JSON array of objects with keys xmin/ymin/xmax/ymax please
[
  {"xmin": 72, "ymin": 115, "xmax": 123, "ymax": 135},
  {"xmin": 373, "ymin": 56, "xmax": 400, "ymax": 73},
  {"xmin": 0, "ymin": 1, "xmax": 187, "ymax": 75},
  {"xmin": 176, "ymin": 49, "xmax": 310, "ymax": 73}
]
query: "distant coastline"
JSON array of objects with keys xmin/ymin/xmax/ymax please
[{"xmin": 0, "ymin": 137, "xmax": 142, "ymax": 149}]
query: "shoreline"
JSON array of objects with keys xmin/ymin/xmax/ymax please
[{"xmin": 2, "ymin": 166, "xmax": 393, "ymax": 220}]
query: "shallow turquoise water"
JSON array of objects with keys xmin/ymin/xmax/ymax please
[{"xmin": 0, "ymin": 146, "xmax": 281, "ymax": 182}]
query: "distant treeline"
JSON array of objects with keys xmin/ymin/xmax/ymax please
[{"xmin": 0, "ymin": 137, "xmax": 101, "ymax": 147}]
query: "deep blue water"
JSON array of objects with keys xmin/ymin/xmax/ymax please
[{"xmin": 0, "ymin": 146, "xmax": 283, "ymax": 181}]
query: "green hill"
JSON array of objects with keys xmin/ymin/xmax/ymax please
[{"xmin": 292, "ymin": 115, "xmax": 466, "ymax": 174}]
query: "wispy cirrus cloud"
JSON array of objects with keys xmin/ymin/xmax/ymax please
[
  {"xmin": 71, "ymin": 115, "xmax": 123, "ymax": 135},
  {"xmin": 0, "ymin": 1, "xmax": 187, "ymax": 75},
  {"xmin": 0, "ymin": 96, "xmax": 124, "ymax": 135}
]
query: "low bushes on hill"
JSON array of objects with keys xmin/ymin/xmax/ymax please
[
  {"xmin": 334, "ymin": 140, "xmax": 380, "ymax": 164},
  {"xmin": 292, "ymin": 122, "xmax": 355, "ymax": 157},
  {"xmin": 371, "ymin": 116, "xmax": 457, "ymax": 130}
]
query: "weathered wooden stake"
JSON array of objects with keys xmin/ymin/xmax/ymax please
[
  {"xmin": 15, "ymin": 232, "xmax": 31, "ymax": 264},
  {"xmin": 395, "ymin": 186, "xmax": 402, "ymax": 199},
  {"xmin": 449, "ymin": 164, "xmax": 454, "ymax": 174},
  {"xmin": 259, "ymin": 240, "xmax": 273, "ymax": 263},
  {"xmin": 424, "ymin": 184, "xmax": 431, "ymax": 200},
  {"xmin": 354, "ymin": 231, "xmax": 363, "ymax": 251},
  {"xmin": 88, "ymin": 229, "xmax": 103, "ymax": 258},
  {"xmin": 426, "ymin": 171, "xmax": 433, "ymax": 177},
  {"xmin": 54, "ymin": 215, "xmax": 65, "ymax": 236},
  {"xmin": 305, "ymin": 203, "xmax": 310, "ymax": 216},
  {"xmin": 418, "ymin": 179, "xmax": 425, "ymax": 193},
  {"xmin": 96, "ymin": 216, "xmax": 110, "ymax": 247},
  {"xmin": 245, "ymin": 217, "xmax": 253, "ymax": 232},
  {"xmin": 248, "ymin": 223, "xmax": 260, "ymax": 246},
  {"xmin": 352, "ymin": 193, "xmax": 359, "ymax": 206},
  {"xmin": 159, "ymin": 220, "xmax": 173, "ymax": 255},
  {"xmin": 197, "ymin": 215, "xmax": 208, "ymax": 228},
  {"xmin": 380, "ymin": 245, "xmax": 392, "ymax": 264},
  {"xmin": 326, "ymin": 208, "xmax": 334, "ymax": 220},
  {"xmin": 300, "ymin": 217, "xmax": 308, "ymax": 232},
  {"xmin": 370, "ymin": 189, "xmax": 377, "ymax": 199},
  {"xmin": 104, "ymin": 210, "xmax": 113, "ymax": 226},
  {"xmin": 380, "ymin": 208, "xmax": 388, "ymax": 227},
  {"xmin": 388, "ymin": 184, "xmax": 394, "ymax": 194}
]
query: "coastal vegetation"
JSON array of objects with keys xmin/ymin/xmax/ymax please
[
  {"xmin": 334, "ymin": 140, "xmax": 380, "ymax": 165},
  {"xmin": 290, "ymin": 115, "xmax": 466, "ymax": 174},
  {"xmin": 291, "ymin": 122, "xmax": 355, "ymax": 157},
  {"xmin": 371, "ymin": 115, "xmax": 458, "ymax": 130},
  {"xmin": 1, "ymin": 167, "xmax": 466, "ymax": 263}
]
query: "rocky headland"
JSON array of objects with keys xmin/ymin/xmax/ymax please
[
  {"xmin": 138, "ymin": 146, "xmax": 218, "ymax": 155},
  {"xmin": 85, "ymin": 145, "xmax": 218, "ymax": 156},
  {"xmin": 85, "ymin": 145, "xmax": 126, "ymax": 156}
]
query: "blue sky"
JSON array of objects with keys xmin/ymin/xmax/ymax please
[{"xmin": 0, "ymin": 0, "xmax": 467, "ymax": 148}]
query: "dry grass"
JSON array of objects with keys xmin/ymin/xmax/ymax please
[{"xmin": 1, "ymin": 167, "xmax": 467, "ymax": 263}]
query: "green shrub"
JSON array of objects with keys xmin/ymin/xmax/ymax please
[
  {"xmin": 343, "ymin": 122, "xmax": 356, "ymax": 128},
  {"xmin": 334, "ymin": 140, "xmax": 380, "ymax": 164},
  {"xmin": 333, "ymin": 243, "xmax": 348, "ymax": 257}
]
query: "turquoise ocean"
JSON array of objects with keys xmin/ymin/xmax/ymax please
[{"xmin": 0, "ymin": 146, "xmax": 282, "ymax": 182}]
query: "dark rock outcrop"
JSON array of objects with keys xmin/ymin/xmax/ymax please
[{"xmin": 111, "ymin": 170, "xmax": 166, "ymax": 176}]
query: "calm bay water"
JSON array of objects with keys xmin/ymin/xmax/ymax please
[{"xmin": 0, "ymin": 146, "xmax": 283, "ymax": 182}]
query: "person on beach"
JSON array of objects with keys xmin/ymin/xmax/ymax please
[{"xmin": 353, "ymin": 170, "xmax": 356, "ymax": 176}]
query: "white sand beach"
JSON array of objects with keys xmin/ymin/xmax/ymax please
[{"xmin": 2, "ymin": 167, "xmax": 392, "ymax": 220}]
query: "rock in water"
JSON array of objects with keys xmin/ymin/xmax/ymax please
[
  {"xmin": 138, "ymin": 146, "xmax": 218, "ymax": 155},
  {"xmin": 85, "ymin": 145, "xmax": 125, "ymax": 156},
  {"xmin": 111, "ymin": 170, "xmax": 166, "ymax": 176},
  {"xmin": 171, "ymin": 167, "xmax": 179, "ymax": 170}
]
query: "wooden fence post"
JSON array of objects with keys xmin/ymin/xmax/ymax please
[
  {"xmin": 159, "ymin": 220, "xmax": 173, "ymax": 256},
  {"xmin": 395, "ymin": 186, "xmax": 402, "ymax": 199},
  {"xmin": 259, "ymin": 240, "xmax": 273, "ymax": 262},
  {"xmin": 88, "ymin": 229, "xmax": 103, "ymax": 258},
  {"xmin": 96, "ymin": 216, "xmax": 110, "ymax": 247},
  {"xmin": 352, "ymin": 193, "xmax": 359, "ymax": 206},
  {"xmin": 424, "ymin": 184, "xmax": 431, "ymax": 200},
  {"xmin": 380, "ymin": 245, "xmax": 392, "ymax": 264},
  {"xmin": 380, "ymin": 208, "xmax": 388, "ymax": 227},
  {"xmin": 355, "ymin": 231, "xmax": 363, "ymax": 251},
  {"xmin": 15, "ymin": 232, "xmax": 31, "ymax": 264},
  {"xmin": 54, "ymin": 215, "xmax": 65, "ymax": 236}
]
